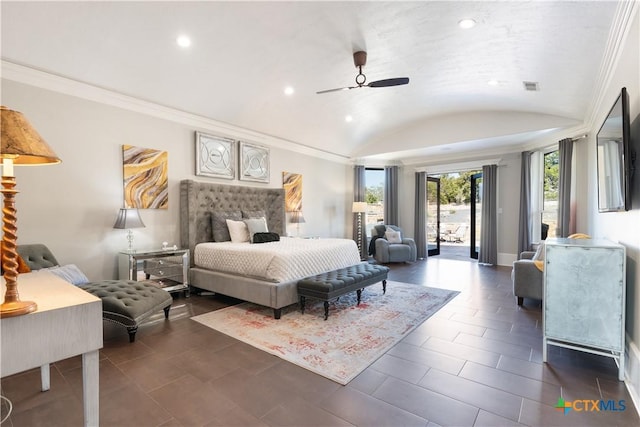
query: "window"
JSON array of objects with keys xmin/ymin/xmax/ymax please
[
  {"xmin": 542, "ymin": 150, "xmax": 559, "ymax": 238},
  {"xmin": 364, "ymin": 168, "xmax": 385, "ymax": 235}
]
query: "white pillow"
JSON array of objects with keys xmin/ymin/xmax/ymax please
[
  {"xmin": 243, "ymin": 217, "xmax": 268, "ymax": 243},
  {"xmin": 385, "ymin": 229, "xmax": 402, "ymax": 244},
  {"xmin": 45, "ymin": 264, "xmax": 90, "ymax": 285},
  {"xmin": 226, "ymin": 219, "xmax": 250, "ymax": 243}
]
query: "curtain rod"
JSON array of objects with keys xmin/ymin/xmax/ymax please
[{"xmin": 571, "ymin": 134, "xmax": 588, "ymax": 142}]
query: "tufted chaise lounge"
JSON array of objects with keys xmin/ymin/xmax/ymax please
[
  {"xmin": 80, "ymin": 280, "xmax": 172, "ymax": 342},
  {"xmin": 17, "ymin": 244, "xmax": 172, "ymax": 342}
]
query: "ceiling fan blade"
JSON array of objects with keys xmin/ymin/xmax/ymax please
[
  {"xmin": 316, "ymin": 86, "xmax": 358, "ymax": 94},
  {"xmin": 367, "ymin": 77, "xmax": 410, "ymax": 88}
]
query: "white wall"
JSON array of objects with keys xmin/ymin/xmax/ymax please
[
  {"xmin": 1, "ymin": 79, "xmax": 352, "ymax": 281},
  {"xmin": 584, "ymin": 5, "xmax": 640, "ymax": 409}
]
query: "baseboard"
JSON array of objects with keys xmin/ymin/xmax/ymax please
[{"xmin": 625, "ymin": 334, "xmax": 640, "ymax": 418}]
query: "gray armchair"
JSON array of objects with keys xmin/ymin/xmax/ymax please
[
  {"xmin": 512, "ymin": 250, "xmax": 543, "ymax": 305},
  {"xmin": 370, "ymin": 224, "xmax": 417, "ymax": 264}
]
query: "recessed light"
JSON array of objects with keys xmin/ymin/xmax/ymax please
[
  {"xmin": 284, "ymin": 86, "xmax": 294, "ymax": 96},
  {"xmin": 488, "ymin": 79, "xmax": 499, "ymax": 86},
  {"xmin": 176, "ymin": 35, "xmax": 191, "ymax": 48},
  {"xmin": 345, "ymin": 115, "xmax": 353, "ymax": 123},
  {"xmin": 458, "ymin": 18, "xmax": 476, "ymax": 29}
]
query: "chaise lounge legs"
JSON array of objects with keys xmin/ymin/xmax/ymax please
[
  {"xmin": 517, "ymin": 296, "xmax": 523, "ymax": 306},
  {"xmin": 127, "ymin": 305, "xmax": 172, "ymax": 343},
  {"xmin": 127, "ymin": 326, "xmax": 138, "ymax": 343}
]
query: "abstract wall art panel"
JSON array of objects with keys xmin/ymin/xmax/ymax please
[
  {"xmin": 239, "ymin": 141, "xmax": 269, "ymax": 183},
  {"xmin": 122, "ymin": 145, "xmax": 168, "ymax": 209},
  {"xmin": 195, "ymin": 132, "xmax": 235, "ymax": 179},
  {"xmin": 283, "ymin": 172, "xmax": 302, "ymax": 212}
]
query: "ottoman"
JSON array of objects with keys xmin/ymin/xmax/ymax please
[
  {"xmin": 79, "ymin": 280, "xmax": 173, "ymax": 342},
  {"xmin": 297, "ymin": 263, "xmax": 390, "ymax": 320}
]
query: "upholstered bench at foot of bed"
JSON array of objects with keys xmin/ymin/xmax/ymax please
[
  {"xmin": 79, "ymin": 280, "xmax": 173, "ymax": 342},
  {"xmin": 297, "ymin": 263, "xmax": 390, "ymax": 320}
]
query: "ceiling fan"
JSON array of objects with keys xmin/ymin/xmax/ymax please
[{"xmin": 316, "ymin": 51, "xmax": 410, "ymax": 94}]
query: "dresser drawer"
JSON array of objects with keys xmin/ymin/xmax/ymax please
[{"xmin": 143, "ymin": 259, "xmax": 183, "ymax": 278}]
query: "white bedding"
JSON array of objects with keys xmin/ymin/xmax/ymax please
[{"xmin": 194, "ymin": 237, "xmax": 361, "ymax": 282}]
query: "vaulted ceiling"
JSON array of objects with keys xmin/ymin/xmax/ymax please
[{"xmin": 1, "ymin": 1, "xmax": 625, "ymax": 164}]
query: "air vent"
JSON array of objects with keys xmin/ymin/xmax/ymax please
[{"xmin": 523, "ymin": 81, "xmax": 539, "ymax": 91}]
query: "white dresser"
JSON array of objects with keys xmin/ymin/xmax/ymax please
[{"xmin": 542, "ymin": 238, "xmax": 626, "ymax": 380}]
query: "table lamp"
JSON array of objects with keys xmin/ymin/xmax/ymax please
[
  {"xmin": 1, "ymin": 106, "xmax": 61, "ymax": 318},
  {"xmin": 113, "ymin": 208, "xmax": 146, "ymax": 252},
  {"xmin": 290, "ymin": 210, "xmax": 306, "ymax": 237}
]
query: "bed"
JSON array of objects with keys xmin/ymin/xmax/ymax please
[{"xmin": 179, "ymin": 179, "xmax": 361, "ymax": 318}]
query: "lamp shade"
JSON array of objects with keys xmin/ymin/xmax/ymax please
[
  {"xmin": 352, "ymin": 202, "xmax": 367, "ymax": 213},
  {"xmin": 1, "ymin": 106, "xmax": 61, "ymax": 165},
  {"xmin": 113, "ymin": 208, "xmax": 146, "ymax": 229},
  {"xmin": 290, "ymin": 211, "xmax": 306, "ymax": 224}
]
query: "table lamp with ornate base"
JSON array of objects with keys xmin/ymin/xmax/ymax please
[{"xmin": 0, "ymin": 106, "xmax": 61, "ymax": 318}]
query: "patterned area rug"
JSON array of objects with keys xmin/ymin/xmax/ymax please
[{"xmin": 192, "ymin": 281, "xmax": 459, "ymax": 384}]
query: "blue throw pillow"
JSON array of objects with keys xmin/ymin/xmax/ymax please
[{"xmin": 46, "ymin": 264, "xmax": 90, "ymax": 285}]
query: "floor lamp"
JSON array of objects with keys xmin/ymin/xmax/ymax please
[
  {"xmin": 1, "ymin": 106, "xmax": 61, "ymax": 318},
  {"xmin": 352, "ymin": 202, "xmax": 367, "ymax": 260}
]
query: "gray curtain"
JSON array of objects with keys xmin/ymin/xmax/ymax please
[
  {"xmin": 517, "ymin": 151, "xmax": 532, "ymax": 255},
  {"xmin": 414, "ymin": 171, "xmax": 427, "ymax": 259},
  {"xmin": 557, "ymin": 138, "xmax": 573, "ymax": 237},
  {"xmin": 384, "ymin": 166, "xmax": 399, "ymax": 225},
  {"xmin": 479, "ymin": 164, "xmax": 498, "ymax": 265},
  {"xmin": 353, "ymin": 165, "xmax": 367, "ymax": 259}
]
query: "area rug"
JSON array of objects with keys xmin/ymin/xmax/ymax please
[{"xmin": 191, "ymin": 281, "xmax": 459, "ymax": 384}]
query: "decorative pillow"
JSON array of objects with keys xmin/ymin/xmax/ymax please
[
  {"xmin": 568, "ymin": 233, "xmax": 591, "ymax": 239},
  {"xmin": 211, "ymin": 210, "xmax": 241, "ymax": 242},
  {"xmin": 532, "ymin": 243, "xmax": 545, "ymax": 272},
  {"xmin": 45, "ymin": 264, "xmax": 90, "ymax": 285},
  {"xmin": 226, "ymin": 219, "xmax": 250, "ymax": 243},
  {"xmin": 243, "ymin": 217, "xmax": 268, "ymax": 242},
  {"xmin": 385, "ymin": 230, "xmax": 402, "ymax": 244},
  {"xmin": 373, "ymin": 224, "xmax": 387, "ymax": 238},
  {"xmin": 242, "ymin": 210, "xmax": 266, "ymax": 219},
  {"xmin": 253, "ymin": 232, "xmax": 280, "ymax": 244},
  {"xmin": 17, "ymin": 254, "xmax": 31, "ymax": 273}
]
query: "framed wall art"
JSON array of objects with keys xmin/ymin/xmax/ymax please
[
  {"xmin": 239, "ymin": 141, "xmax": 269, "ymax": 183},
  {"xmin": 283, "ymin": 172, "xmax": 302, "ymax": 212},
  {"xmin": 195, "ymin": 132, "xmax": 236, "ymax": 179},
  {"xmin": 123, "ymin": 145, "xmax": 168, "ymax": 209}
]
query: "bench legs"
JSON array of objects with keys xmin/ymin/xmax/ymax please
[{"xmin": 299, "ymin": 279, "xmax": 388, "ymax": 320}]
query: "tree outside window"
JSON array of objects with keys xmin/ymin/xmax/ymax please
[
  {"xmin": 364, "ymin": 168, "xmax": 384, "ymax": 235},
  {"xmin": 543, "ymin": 150, "xmax": 559, "ymax": 238}
]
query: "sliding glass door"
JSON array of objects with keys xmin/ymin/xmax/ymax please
[
  {"xmin": 470, "ymin": 172, "xmax": 482, "ymax": 259},
  {"xmin": 427, "ymin": 177, "xmax": 441, "ymax": 256}
]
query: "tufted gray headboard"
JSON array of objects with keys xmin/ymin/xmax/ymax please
[{"xmin": 180, "ymin": 180, "xmax": 286, "ymax": 265}]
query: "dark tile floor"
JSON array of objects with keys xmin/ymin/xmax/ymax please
[{"xmin": 1, "ymin": 256, "xmax": 638, "ymax": 426}]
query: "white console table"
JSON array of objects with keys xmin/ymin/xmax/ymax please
[
  {"xmin": 1, "ymin": 271, "xmax": 103, "ymax": 426},
  {"xmin": 542, "ymin": 238, "xmax": 626, "ymax": 380}
]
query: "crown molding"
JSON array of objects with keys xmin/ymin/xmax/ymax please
[
  {"xmin": 585, "ymin": 0, "xmax": 638, "ymax": 128},
  {"xmin": 1, "ymin": 60, "xmax": 350, "ymax": 164}
]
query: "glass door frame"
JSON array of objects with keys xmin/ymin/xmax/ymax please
[
  {"xmin": 470, "ymin": 172, "xmax": 482, "ymax": 259},
  {"xmin": 427, "ymin": 176, "xmax": 441, "ymax": 257}
]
